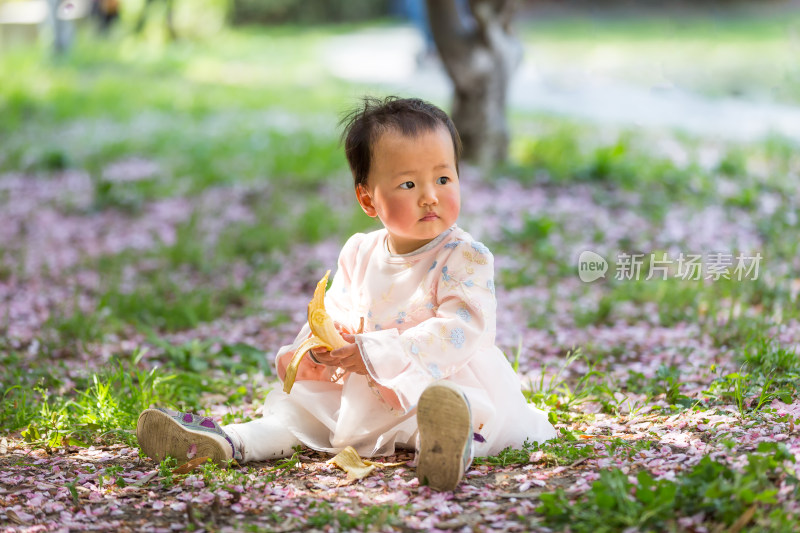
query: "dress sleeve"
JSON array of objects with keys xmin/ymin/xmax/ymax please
[{"xmin": 354, "ymin": 242, "xmax": 498, "ymax": 413}]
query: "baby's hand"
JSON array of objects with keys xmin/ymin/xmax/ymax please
[
  {"xmin": 307, "ymin": 334, "xmax": 367, "ymax": 375},
  {"xmin": 307, "ymin": 321, "xmax": 347, "ymax": 365},
  {"xmin": 330, "ymin": 334, "xmax": 368, "ymax": 375},
  {"xmin": 309, "ymin": 345, "xmax": 334, "ymax": 365}
]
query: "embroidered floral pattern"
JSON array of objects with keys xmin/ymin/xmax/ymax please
[
  {"xmin": 472, "ymin": 241, "xmax": 490, "ymax": 255},
  {"xmin": 441, "ymin": 266, "xmax": 452, "ymax": 282},
  {"xmin": 456, "ymin": 307, "xmax": 472, "ymax": 322},
  {"xmin": 449, "ymin": 328, "xmax": 466, "ymax": 348},
  {"xmin": 462, "ymin": 249, "xmax": 488, "ymax": 267},
  {"xmin": 368, "ymin": 292, "xmax": 437, "ymax": 329}
]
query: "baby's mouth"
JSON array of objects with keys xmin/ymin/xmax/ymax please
[{"xmin": 420, "ymin": 212, "xmax": 439, "ymax": 221}]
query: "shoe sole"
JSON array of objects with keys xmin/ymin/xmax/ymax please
[
  {"xmin": 136, "ymin": 409, "xmax": 230, "ymax": 466},
  {"xmin": 417, "ymin": 382, "xmax": 471, "ymax": 492}
]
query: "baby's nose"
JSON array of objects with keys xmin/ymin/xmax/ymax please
[{"xmin": 420, "ymin": 187, "xmax": 438, "ymax": 205}]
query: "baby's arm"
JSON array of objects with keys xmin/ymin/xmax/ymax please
[{"xmin": 354, "ymin": 241, "xmax": 498, "ymax": 412}]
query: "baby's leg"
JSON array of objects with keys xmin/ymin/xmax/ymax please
[
  {"xmin": 223, "ymin": 416, "xmax": 301, "ymax": 463},
  {"xmin": 137, "ymin": 408, "xmax": 301, "ymax": 466}
]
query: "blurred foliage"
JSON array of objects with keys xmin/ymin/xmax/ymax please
[
  {"xmin": 229, "ymin": 0, "xmax": 393, "ymax": 25},
  {"xmin": 117, "ymin": 0, "xmax": 231, "ymax": 38}
]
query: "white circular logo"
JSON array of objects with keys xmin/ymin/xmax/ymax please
[{"xmin": 578, "ymin": 251, "xmax": 608, "ymax": 282}]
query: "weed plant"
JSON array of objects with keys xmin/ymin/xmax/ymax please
[
  {"xmin": 2, "ymin": 350, "xmax": 220, "ymax": 448},
  {"xmin": 536, "ymin": 442, "xmax": 798, "ymax": 532}
]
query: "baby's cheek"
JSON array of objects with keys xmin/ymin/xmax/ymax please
[
  {"xmin": 385, "ymin": 209, "xmax": 415, "ymax": 229},
  {"xmin": 442, "ymin": 194, "xmax": 461, "ymax": 218}
]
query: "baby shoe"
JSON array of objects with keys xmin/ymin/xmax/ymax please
[
  {"xmin": 416, "ymin": 381, "xmax": 473, "ymax": 491},
  {"xmin": 136, "ymin": 408, "xmax": 242, "ymax": 465}
]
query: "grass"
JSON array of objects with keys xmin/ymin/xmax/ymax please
[
  {"xmin": 3, "ymin": 112, "xmax": 348, "ymax": 200},
  {"xmin": 0, "ymin": 347, "xmax": 251, "ymax": 448},
  {"xmin": 702, "ymin": 336, "xmax": 799, "ymax": 419},
  {"xmin": 520, "ymin": 324, "xmax": 800, "ymax": 423},
  {"xmin": 536, "ymin": 442, "xmax": 799, "ymax": 532},
  {"xmin": 143, "ymin": 449, "xmax": 409, "ymax": 530},
  {"xmin": 81, "ymin": 197, "xmax": 371, "ymax": 334},
  {"xmin": 0, "ymin": 24, "xmax": 361, "ymax": 202},
  {"xmin": 507, "ymin": 123, "xmax": 797, "ymax": 205},
  {"xmin": 518, "ymin": 7, "xmax": 800, "ymax": 103},
  {"xmin": 301, "ymin": 501, "xmax": 406, "ymax": 531},
  {"xmin": 0, "ymin": 23, "xmax": 349, "ymax": 125},
  {"xmin": 475, "ymin": 438, "xmax": 597, "ymax": 468},
  {"xmin": 35, "ymin": 189, "xmax": 373, "ymax": 342}
]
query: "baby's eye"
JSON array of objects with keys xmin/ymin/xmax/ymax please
[
  {"xmin": 399, "ymin": 181, "xmax": 415, "ymax": 189},
  {"xmin": 436, "ymin": 176, "xmax": 450, "ymax": 185}
]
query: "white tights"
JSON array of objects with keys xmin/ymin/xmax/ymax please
[{"xmin": 222, "ymin": 416, "xmax": 302, "ymax": 462}]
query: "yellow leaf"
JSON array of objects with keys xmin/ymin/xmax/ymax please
[
  {"xmin": 172, "ymin": 456, "xmax": 211, "ymax": 475},
  {"xmin": 329, "ymin": 446, "xmax": 376, "ymax": 481},
  {"xmin": 328, "ymin": 446, "xmax": 404, "ymax": 482},
  {"xmin": 6, "ymin": 510, "xmax": 28, "ymax": 525}
]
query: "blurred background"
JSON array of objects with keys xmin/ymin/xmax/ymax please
[{"xmin": 3, "ymin": 0, "xmax": 800, "ymax": 160}]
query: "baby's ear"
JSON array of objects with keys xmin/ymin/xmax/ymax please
[{"xmin": 356, "ymin": 185, "xmax": 377, "ymax": 218}]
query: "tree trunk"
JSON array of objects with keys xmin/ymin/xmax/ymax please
[{"xmin": 426, "ymin": 0, "xmax": 521, "ymax": 169}]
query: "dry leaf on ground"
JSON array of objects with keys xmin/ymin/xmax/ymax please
[{"xmin": 328, "ymin": 446, "xmax": 405, "ymax": 482}]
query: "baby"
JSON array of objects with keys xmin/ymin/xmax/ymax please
[{"xmin": 137, "ymin": 96, "xmax": 556, "ymax": 491}]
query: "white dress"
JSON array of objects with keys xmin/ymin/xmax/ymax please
[{"xmin": 263, "ymin": 225, "xmax": 556, "ymax": 457}]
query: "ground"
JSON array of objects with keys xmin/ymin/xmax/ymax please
[{"xmin": 2, "ymin": 5, "xmax": 800, "ymax": 532}]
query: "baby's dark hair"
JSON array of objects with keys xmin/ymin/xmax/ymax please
[{"xmin": 339, "ymin": 96, "xmax": 462, "ymax": 188}]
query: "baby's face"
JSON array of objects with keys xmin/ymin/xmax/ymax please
[{"xmin": 357, "ymin": 126, "xmax": 460, "ymax": 255}]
